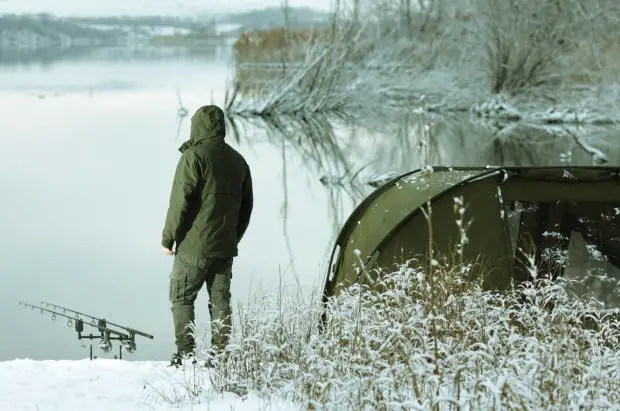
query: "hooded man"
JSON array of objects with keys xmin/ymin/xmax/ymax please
[{"xmin": 161, "ymin": 105, "xmax": 253, "ymax": 367}]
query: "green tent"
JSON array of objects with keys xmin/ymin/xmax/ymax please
[{"xmin": 322, "ymin": 166, "xmax": 620, "ymax": 300}]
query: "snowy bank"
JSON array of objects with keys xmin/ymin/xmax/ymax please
[{"xmin": 0, "ymin": 359, "xmax": 294, "ymax": 411}]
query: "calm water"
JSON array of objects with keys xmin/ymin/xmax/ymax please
[
  {"xmin": 0, "ymin": 46, "xmax": 353, "ymax": 361},
  {"xmin": 1, "ymin": 45, "xmax": 620, "ymax": 361}
]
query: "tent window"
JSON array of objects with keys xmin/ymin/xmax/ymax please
[
  {"xmin": 567, "ymin": 202, "xmax": 620, "ymax": 270},
  {"xmin": 505, "ymin": 200, "xmax": 620, "ymax": 296}
]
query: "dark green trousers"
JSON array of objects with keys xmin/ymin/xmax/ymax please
[{"xmin": 169, "ymin": 253, "xmax": 233, "ymax": 355}]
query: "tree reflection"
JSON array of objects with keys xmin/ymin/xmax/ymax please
[
  {"xmin": 491, "ymin": 123, "xmax": 613, "ymax": 166},
  {"xmin": 226, "ymin": 113, "xmax": 366, "ymax": 268}
]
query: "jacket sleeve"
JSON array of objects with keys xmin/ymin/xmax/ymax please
[
  {"xmin": 236, "ymin": 167, "xmax": 253, "ymax": 243},
  {"xmin": 162, "ymin": 150, "xmax": 200, "ymax": 250}
]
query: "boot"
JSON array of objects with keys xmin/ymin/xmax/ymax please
[
  {"xmin": 169, "ymin": 351, "xmax": 197, "ymax": 368},
  {"xmin": 169, "ymin": 352, "xmax": 183, "ymax": 368},
  {"xmin": 203, "ymin": 348, "xmax": 230, "ymax": 368}
]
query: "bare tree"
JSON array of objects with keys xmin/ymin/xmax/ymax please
[{"xmin": 469, "ymin": 0, "xmax": 615, "ymax": 94}]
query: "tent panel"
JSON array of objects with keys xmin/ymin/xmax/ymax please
[
  {"xmin": 372, "ymin": 177, "xmax": 515, "ymax": 291},
  {"xmin": 510, "ymin": 167, "xmax": 618, "ymax": 181},
  {"xmin": 502, "ymin": 180, "xmax": 620, "ymax": 202},
  {"xmin": 332, "ymin": 169, "xmax": 486, "ymax": 293}
]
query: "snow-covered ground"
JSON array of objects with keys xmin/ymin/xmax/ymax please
[{"xmin": 0, "ymin": 359, "xmax": 295, "ymax": 410}]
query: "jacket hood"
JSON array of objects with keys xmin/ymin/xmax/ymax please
[{"xmin": 179, "ymin": 105, "xmax": 226, "ymax": 152}]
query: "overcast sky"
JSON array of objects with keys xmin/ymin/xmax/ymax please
[{"xmin": 0, "ymin": 0, "xmax": 332, "ymax": 16}]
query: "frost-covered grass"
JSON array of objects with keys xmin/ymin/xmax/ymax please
[
  {"xmin": 160, "ymin": 258, "xmax": 620, "ymax": 410},
  {"xmin": 226, "ymin": 0, "xmax": 620, "ymax": 122}
]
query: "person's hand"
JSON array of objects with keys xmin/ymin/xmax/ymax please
[{"xmin": 162, "ymin": 246, "xmax": 174, "ymax": 256}]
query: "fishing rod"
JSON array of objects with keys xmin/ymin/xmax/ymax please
[
  {"xmin": 40, "ymin": 301, "xmax": 154, "ymax": 340},
  {"xmin": 19, "ymin": 301, "xmax": 154, "ymax": 360}
]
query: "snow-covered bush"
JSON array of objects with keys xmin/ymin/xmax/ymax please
[{"xmin": 468, "ymin": 0, "xmax": 584, "ymax": 94}]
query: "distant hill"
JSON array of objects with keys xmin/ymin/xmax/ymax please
[
  {"xmin": 64, "ymin": 7, "xmax": 331, "ymax": 34},
  {"xmin": 0, "ymin": 13, "xmax": 122, "ymax": 39},
  {"xmin": 0, "ymin": 14, "xmax": 121, "ymax": 51},
  {"xmin": 0, "ymin": 7, "xmax": 332, "ymax": 53},
  {"xmin": 219, "ymin": 6, "xmax": 332, "ymax": 34},
  {"xmin": 66, "ymin": 15, "xmax": 208, "ymax": 30}
]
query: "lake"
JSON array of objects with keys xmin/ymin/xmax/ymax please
[
  {"xmin": 1, "ymin": 45, "xmax": 619, "ymax": 362},
  {"xmin": 0, "ymin": 45, "xmax": 354, "ymax": 361}
]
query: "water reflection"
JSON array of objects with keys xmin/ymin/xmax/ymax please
[
  {"xmin": 0, "ymin": 45, "xmax": 233, "ymax": 95},
  {"xmin": 226, "ymin": 114, "xmax": 361, "ymax": 277},
  {"xmin": 0, "ymin": 45, "xmax": 224, "ymax": 67},
  {"xmin": 330, "ymin": 114, "xmax": 617, "ymax": 180},
  {"xmin": 226, "ymin": 111, "xmax": 620, "ymax": 236},
  {"xmin": 491, "ymin": 123, "xmax": 614, "ymax": 166}
]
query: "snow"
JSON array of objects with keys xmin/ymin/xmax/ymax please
[{"xmin": 0, "ymin": 359, "xmax": 295, "ymax": 410}]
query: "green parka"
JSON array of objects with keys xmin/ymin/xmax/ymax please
[{"xmin": 161, "ymin": 105, "xmax": 253, "ymax": 258}]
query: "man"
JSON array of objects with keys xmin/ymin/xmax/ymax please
[{"xmin": 161, "ymin": 104, "xmax": 253, "ymax": 367}]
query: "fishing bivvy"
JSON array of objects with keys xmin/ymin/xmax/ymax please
[{"xmin": 322, "ymin": 166, "xmax": 620, "ymax": 305}]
